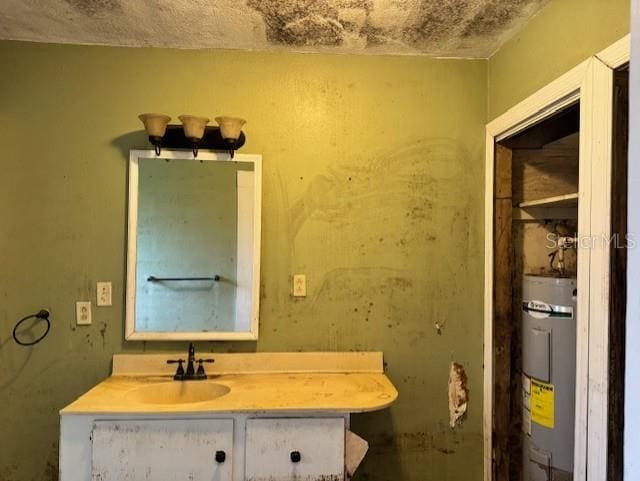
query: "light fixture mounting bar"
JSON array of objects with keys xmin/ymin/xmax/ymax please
[{"xmin": 147, "ymin": 125, "xmax": 246, "ymax": 155}]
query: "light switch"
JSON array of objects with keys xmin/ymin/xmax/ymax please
[
  {"xmin": 97, "ymin": 281, "xmax": 112, "ymax": 306},
  {"xmin": 76, "ymin": 301, "xmax": 92, "ymax": 325},
  {"xmin": 293, "ymin": 274, "xmax": 306, "ymax": 297}
]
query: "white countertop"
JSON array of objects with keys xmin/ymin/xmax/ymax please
[{"xmin": 60, "ymin": 352, "xmax": 398, "ymax": 415}]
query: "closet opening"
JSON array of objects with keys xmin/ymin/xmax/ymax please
[{"xmin": 492, "ymin": 103, "xmax": 580, "ymax": 481}]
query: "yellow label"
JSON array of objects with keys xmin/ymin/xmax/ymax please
[{"xmin": 530, "ymin": 379, "xmax": 554, "ymax": 428}]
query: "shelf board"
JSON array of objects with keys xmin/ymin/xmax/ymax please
[
  {"xmin": 513, "ymin": 206, "xmax": 578, "ymax": 221},
  {"xmin": 518, "ymin": 192, "xmax": 579, "ymax": 208}
]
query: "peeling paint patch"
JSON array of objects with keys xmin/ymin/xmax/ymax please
[{"xmin": 448, "ymin": 362, "xmax": 469, "ymax": 427}]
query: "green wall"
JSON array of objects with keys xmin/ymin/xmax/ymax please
[
  {"xmin": 0, "ymin": 41, "xmax": 487, "ymax": 481},
  {"xmin": 488, "ymin": 0, "xmax": 630, "ymax": 120}
]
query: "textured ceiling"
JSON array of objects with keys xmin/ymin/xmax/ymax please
[{"xmin": 0, "ymin": 0, "xmax": 549, "ymax": 58}]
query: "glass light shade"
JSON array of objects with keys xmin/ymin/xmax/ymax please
[
  {"xmin": 138, "ymin": 113, "xmax": 171, "ymax": 138},
  {"xmin": 178, "ymin": 115, "xmax": 210, "ymax": 141},
  {"xmin": 215, "ymin": 116, "xmax": 246, "ymax": 141}
]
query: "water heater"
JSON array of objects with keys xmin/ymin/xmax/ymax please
[{"xmin": 522, "ymin": 275, "xmax": 577, "ymax": 481}]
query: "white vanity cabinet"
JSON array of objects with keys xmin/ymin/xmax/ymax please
[
  {"xmin": 59, "ymin": 353, "xmax": 398, "ymax": 481},
  {"xmin": 90, "ymin": 419, "xmax": 234, "ymax": 481},
  {"xmin": 61, "ymin": 414, "xmax": 350, "ymax": 481},
  {"xmin": 245, "ymin": 418, "xmax": 345, "ymax": 481}
]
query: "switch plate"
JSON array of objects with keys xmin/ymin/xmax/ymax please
[
  {"xmin": 97, "ymin": 281, "xmax": 112, "ymax": 306},
  {"xmin": 76, "ymin": 301, "xmax": 92, "ymax": 325},
  {"xmin": 293, "ymin": 274, "xmax": 306, "ymax": 297}
]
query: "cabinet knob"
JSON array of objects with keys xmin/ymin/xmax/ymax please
[
  {"xmin": 215, "ymin": 450, "xmax": 226, "ymax": 463},
  {"xmin": 290, "ymin": 451, "xmax": 301, "ymax": 463}
]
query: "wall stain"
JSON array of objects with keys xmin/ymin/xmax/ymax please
[
  {"xmin": 278, "ymin": 136, "xmax": 480, "ymax": 359},
  {"xmin": 289, "ymin": 138, "xmax": 467, "ymax": 242},
  {"xmin": 64, "ymin": 0, "xmax": 122, "ymax": 17},
  {"xmin": 364, "ymin": 429, "xmax": 474, "ymax": 455},
  {"xmin": 99, "ymin": 321, "xmax": 108, "ymax": 348},
  {"xmin": 45, "ymin": 460, "xmax": 58, "ymax": 481}
]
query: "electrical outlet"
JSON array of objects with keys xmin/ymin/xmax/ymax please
[
  {"xmin": 293, "ymin": 274, "xmax": 306, "ymax": 297},
  {"xmin": 97, "ymin": 281, "xmax": 112, "ymax": 306},
  {"xmin": 76, "ymin": 301, "xmax": 92, "ymax": 325}
]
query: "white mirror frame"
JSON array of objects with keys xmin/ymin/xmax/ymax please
[{"xmin": 125, "ymin": 149, "xmax": 262, "ymax": 341}]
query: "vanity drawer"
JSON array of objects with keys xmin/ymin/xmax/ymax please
[
  {"xmin": 91, "ymin": 419, "xmax": 233, "ymax": 481},
  {"xmin": 245, "ymin": 418, "xmax": 345, "ymax": 481}
]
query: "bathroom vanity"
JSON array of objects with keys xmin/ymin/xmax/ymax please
[
  {"xmin": 59, "ymin": 151, "xmax": 400, "ymax": 480},
  {"xmin": 59, "ymin": 352, "xmax": 397, "ymax": 481}
]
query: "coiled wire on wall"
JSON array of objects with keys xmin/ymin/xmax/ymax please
[{"xmin": 12, "ymin": 309, "xmax": 51, "ymax": 346}]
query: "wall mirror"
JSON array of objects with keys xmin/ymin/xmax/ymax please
[{"xmin": 125, "ymin": 150, "xmax": 261, "ymax": 341}]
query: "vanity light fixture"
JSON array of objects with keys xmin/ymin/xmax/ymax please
[
  {"xmin": 138, "ymin": 113, "xmax": 171, "ymax": 156},
  {"xmin": 136, "ymin": 113, "xmax": 247, "ymax": 157},
  {"xmin": 215, "ymin": 116, "xmax": 247, "ymax": 159},
  {"xmin": 178, "ymin": 115, "xmax": 210, "ymax": 157}
]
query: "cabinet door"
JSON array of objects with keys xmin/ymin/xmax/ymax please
[
  {"xmin": 245, "ymin": 418, "xmax": 344, "ymax": 481},
  {"xmin": 91, "ymin": 419, "xmax": 233, "ymax": 481}
]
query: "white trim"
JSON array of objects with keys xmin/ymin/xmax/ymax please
[
  {"xmin": 483, "ymin": 129, "xmax": 495, "ymax": 481},
  {"xmin": 124, "ymin": 151, "xmax": 140, "ymax": 341},
  {"xmin": 235, "ymin": 170, "xmax": 254, "ymax": 334},
  {"xmin": 483, "ymin": 36, "xmax": 629, "ymax": 481},
  {"xmin": 573, "ymin": 58, "xmax": 595, "ymax": 481},
  {"xmin": 584, "ymin": 57, "xmax": 615, "ymax": 481},
  {"xmin": 487, "ymin": 59, "xmax": 588, "ymax": 136},
  {"xmin": 125, "ymin": 330, "xmax": 260, "ymax": 341},
  {"xmin": 251, "ymin": 155, "xmax": 262, "ymax": 341},
  {"xmin": 125, "ymin": 149, "xmax": 262, "ymax": 341},
  {"xmin": 596, "ymin": 34, "xmax": 631, "ymax": 69}
]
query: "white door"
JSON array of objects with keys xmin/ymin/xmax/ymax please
[
  {"xmin": 91, "ymin": 419, "xmax": 233, "ymax": 481},
  {"xmin": 245, "ymin": 418, "xmax": 345, "ymax": 481}
]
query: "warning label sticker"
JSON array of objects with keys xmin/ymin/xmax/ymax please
[{"xmin": 530, "ymin": 379, "xmax": 554, "ymax": 429}]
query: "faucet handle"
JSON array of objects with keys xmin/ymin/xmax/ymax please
[
  {"xmin": 196, "ymin": 358, "xmax": 215, "ymax": 378},
  {"xmin": 167, "ymin": 359, "xmax": 185, "ymax": 379}
]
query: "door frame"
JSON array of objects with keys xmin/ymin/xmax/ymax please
[{"xmin": 483, "ymin": 35, "xmax": 630, "ymax": 481}]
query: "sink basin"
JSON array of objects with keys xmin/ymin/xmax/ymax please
[{"xmin": 125, "ymin": 382, "xmax": 230, "ymax": 405}]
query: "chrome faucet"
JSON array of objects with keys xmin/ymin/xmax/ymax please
[{"xmin": 167, "ymin": 342, "xmax": 214, "ymax": 380}]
